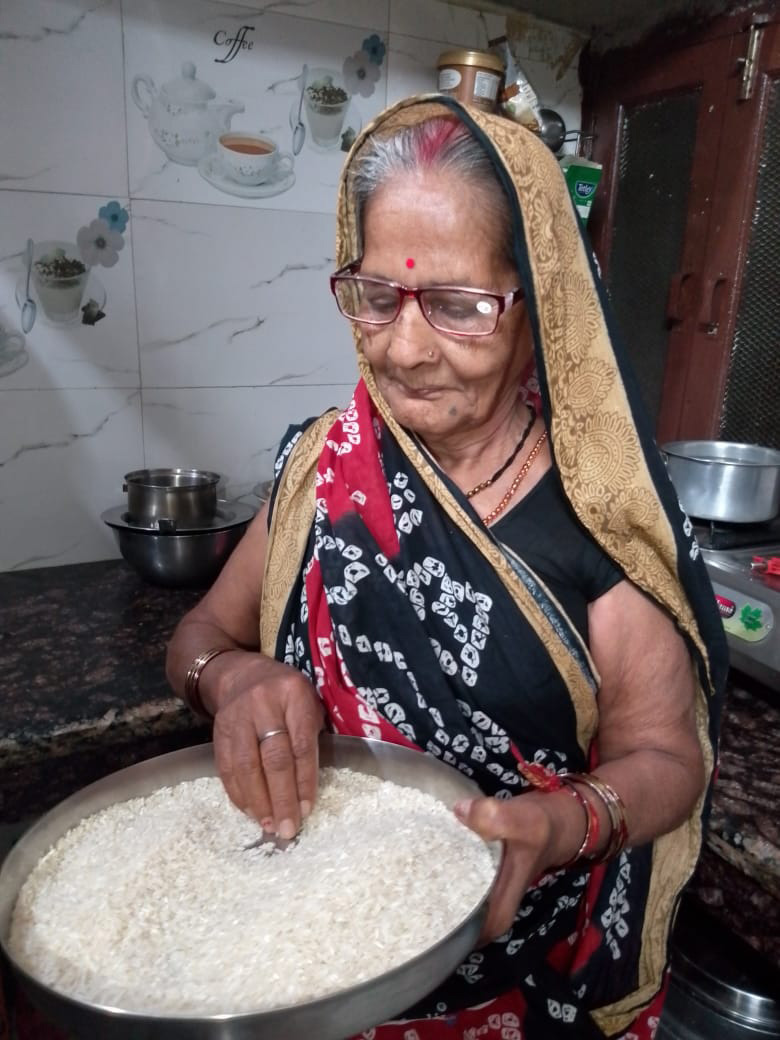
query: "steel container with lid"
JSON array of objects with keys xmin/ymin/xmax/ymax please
[
  {"xmin": 437, "ymin": 49, "xmax": 505, "ymax": 112},
  {"xmin": 123, "ymin": 467, "xmax": 221, "ymax": 527}
]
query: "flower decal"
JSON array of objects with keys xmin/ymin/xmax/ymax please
[
  {"xmin": 343, "ymin": 49, "xmax": 381, "ymax": 98},
  {"xmin": 77, "ymin": 218, "xmax": 125, "ymax": 268},
  {"xmin": 98, "ymin": 200, "xmax": 129, "ymax": 234},
  {"xmin": 362, "ymin": 34, "xmax": 386, "ymax": 65}
]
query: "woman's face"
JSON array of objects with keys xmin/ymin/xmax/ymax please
[{"xmin": 358, "ymin": 168, "xmax": 530, "ymax": 445}]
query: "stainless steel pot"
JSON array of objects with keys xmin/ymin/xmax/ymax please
[
  {"xmin": 124, "ymin": 468, "xmax": 221, "ymax": 527},
  {"xmin": 657, "ymin": 897, "xmax": 780, "ymax": 1039},
  {"xmin": 662, "ymin": 441, "xmax": 780, "ymax": 524},
  {"xmin": 0, "ymin": 737, "xmax": 500, "ymax": 1040}
]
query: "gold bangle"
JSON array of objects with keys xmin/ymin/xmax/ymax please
[
  {"xmin": 587, "ymin": 775, "xmax": 629, "ymax": 861},
  {"xmin": 183, "ymin": 647, "xmax": 237, "ymax": 720},
  {"xmin": 562, "ymin": 772, "xmax": 629, "ymax": 862}
]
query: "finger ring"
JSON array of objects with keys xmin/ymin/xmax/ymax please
[{"xmin": 257, "ymin": 727, "xmax": 288, "ymax": 744}]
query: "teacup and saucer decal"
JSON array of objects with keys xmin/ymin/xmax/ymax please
[
  {"xmin": 218, "ymin": 133, "xmax": 294, "ymax": 185},
  {"xmin": 198, "ymin": 132, "xmax": 296, "ymax": 199}
]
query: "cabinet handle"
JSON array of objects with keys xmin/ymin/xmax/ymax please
[
  {"xmin": 666, "ymin": 271, "xmax": 696, "ymax": 325},
  {"xmin": 698, "ymin": 275, "xmax": 728, "ymax": 335}
]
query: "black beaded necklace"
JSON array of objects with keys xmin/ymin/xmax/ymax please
[{"xmin": 466, "ymin": 405, "xmax": 536, "ymax": 499}]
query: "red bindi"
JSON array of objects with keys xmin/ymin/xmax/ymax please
[{"xmin": 405, "ymin": 257, "xmax": 415, "ymax": 269}]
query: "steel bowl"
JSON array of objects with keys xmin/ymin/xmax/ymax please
[
  {"xmin": 102, "ymin": 503, "xmax": 255, "ymax": 588},
  {"xmin": 123, "ymin": 468, "xmax": 221, "ymax": 527},
  {"xmin": 0, "ymin": 737, "xmax": 500, "ymax": 1040},
  {"xmin": 662, "ymin": 440, "xmax": 780, "ymax": 524}
]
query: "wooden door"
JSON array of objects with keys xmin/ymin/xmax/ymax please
[
  {"xmin": 697, "ymin": 18, "xmax": 780, "ymax": 448},
  {"xmin": 584, "ymin": 9, "xmax": 780, "ymax": 446},
  {"xmin": 585, "ymin": 32, "xmax": 734, "ymax": 441}
]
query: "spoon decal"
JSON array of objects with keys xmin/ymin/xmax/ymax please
[
  {"xmin": 292, "ymin": 63, "xmax": 308, "ymax": 156},
  {"xmin": 21, "ymin": 238, "xmax": 37, "ymax": 334}
]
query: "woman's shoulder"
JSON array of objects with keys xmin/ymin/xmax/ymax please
[
  {"xmin": 274, "ymin": 416, "xmax": 321, "ymax": 477},
  {"xmin": 266, "ymin": 412, "xmax": 337, "ymax": 527},
  {"xmin": 273, "ymin": 409, "xmax": 340, "ymax": 477}
]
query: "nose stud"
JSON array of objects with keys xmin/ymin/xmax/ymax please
[{"xmin": 427, "ymin": 349, "xmax": 434, "ymax": 359}]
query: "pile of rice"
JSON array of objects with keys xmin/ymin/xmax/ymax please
[{"xmin": 9, "ymin": 767, "xmax": 495, "ymax": 1015}]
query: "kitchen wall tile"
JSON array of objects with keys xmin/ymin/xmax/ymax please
[
  {"xmin": 142, "ymin": 385, "xmax": 353, "ymax": 500},
  {"xmin": 0, "ymin": 192, "xmax": 140, "ymax": 390},
  {"xmin": 124, "ymin": 0, "xmax": 389, "ymax": 212},
  {"xmin": 0, "ymin": 0, "xmax": 128, "ymax": 197},
  {"xmin": 0, "ymin": 0, "xmax": 583, "ymax": 573},
  {"xmin": 386, "ymin": 33, "xmax": 443, "ymax": 102},
  {"xmin": 389, "ymin": 0, "xmax": 505, "ymax": 46},
  {"xmin": 207, "ymin": 0, "xmax": 389, "ymax": 31},
  {"xmin": 132, "ymin": 199, "xmax": 356, "ymax": 388},
  {"xmin": 0, "ymin": 388, "xmax": 144, "ymax": 571}
]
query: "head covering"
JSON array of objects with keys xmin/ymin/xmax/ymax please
[
  {"xmin": 336, "ymin": 94, "xmax": 727, "ymax": 716},
  {"xmin": 262, "ymin": 95, "xmax": 728, "ymax": 1036}
]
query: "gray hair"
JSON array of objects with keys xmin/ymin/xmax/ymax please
[{"xmin": 348, "ymin": 117, "xmax": 515, "ymax": 266}]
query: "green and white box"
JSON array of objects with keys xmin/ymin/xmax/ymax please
[{"xmin": 559, "ymin": 155, "xmax": 603, "ymax": 224}]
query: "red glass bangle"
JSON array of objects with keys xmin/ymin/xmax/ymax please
[{"xmin": 556, "ymin": 779, "xmax": 600, "ymax": 869}]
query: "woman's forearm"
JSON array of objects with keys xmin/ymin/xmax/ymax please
[
  {"xmin": 165, "ymin": 501, "xmax": 273, "ymax": 713},
  {"xmin": 534, "ymin": 745, "xmax": 706, "ymax": 873},
  {"xmin": 593, "ymin": 745, "xmax": 706, "ymax": 848},
  {"xmin": 166, "ymin": 617, "xmax": 257, "ymax": 717}
]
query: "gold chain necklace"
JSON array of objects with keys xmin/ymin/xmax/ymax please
[
  {"xmin": 481, "ymin": 429, "xmax": 548, "ymax": 526},
  {"xmin": 465, "ymin": 405, "xmax": 535, "ymax": 499}
]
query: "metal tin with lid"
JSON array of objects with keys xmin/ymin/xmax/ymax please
[{"xmin": 437, "ymin": 49, "xmax": 505, "ymax": 112}]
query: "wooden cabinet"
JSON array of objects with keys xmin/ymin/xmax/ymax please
[{"xmin": 583, "ymin": 9, "xmax": 780, "ymax": 448}]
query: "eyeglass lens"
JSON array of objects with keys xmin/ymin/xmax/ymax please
[{"xmin": 333, "ymin": 278, "xmax": 502, "ymax": 335}]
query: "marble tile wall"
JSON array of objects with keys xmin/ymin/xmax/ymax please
[{"xmin": 0, "ymin": 0, "xmax": 584, "ymax": 571}]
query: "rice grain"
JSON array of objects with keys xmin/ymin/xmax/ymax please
[{"xmin": 9, "ymin": 767, "xmax": 495, "ymax": 1015}]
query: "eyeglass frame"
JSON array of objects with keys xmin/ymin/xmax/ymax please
[{"xmin": 329, "ymin": 262, "xmax": 524, "ymax": 338}]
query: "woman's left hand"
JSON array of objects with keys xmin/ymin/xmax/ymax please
[{"xmin": 454, "ymin": 789, "xmax": 584, "ymax": 942}]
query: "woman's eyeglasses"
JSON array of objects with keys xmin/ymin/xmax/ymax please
[{"xmin": 330, "ymin": 263, "xmax": 523, "ymax": 337}]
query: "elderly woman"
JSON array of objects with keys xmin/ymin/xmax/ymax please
[{"xmin": 166, "ymin": 96, "xmax": 727, "ymax": 1039}]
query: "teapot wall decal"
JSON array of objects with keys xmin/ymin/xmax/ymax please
[{"xmin": 131, "ymin": 61, "xmax": 245, "ymax": 165}]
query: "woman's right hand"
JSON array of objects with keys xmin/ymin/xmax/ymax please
[{"xmin": 210, "ymin": 652, "xmax": 325, "ymax": 840}]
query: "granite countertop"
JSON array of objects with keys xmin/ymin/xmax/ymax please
[
  {"xmin": 689, "ymin": 680, "xmax": 780, "ymax": 963},
  {"xmin": 1, "ymin": 559, "xmax": 778, "ymax": 963},
  {"xmin": 705, "ymin": 684, "xmax": 780, "ymax": 900},
  {"xmin": 0, "ymin": 559, "xmax": 210, "ymax": 822}
]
